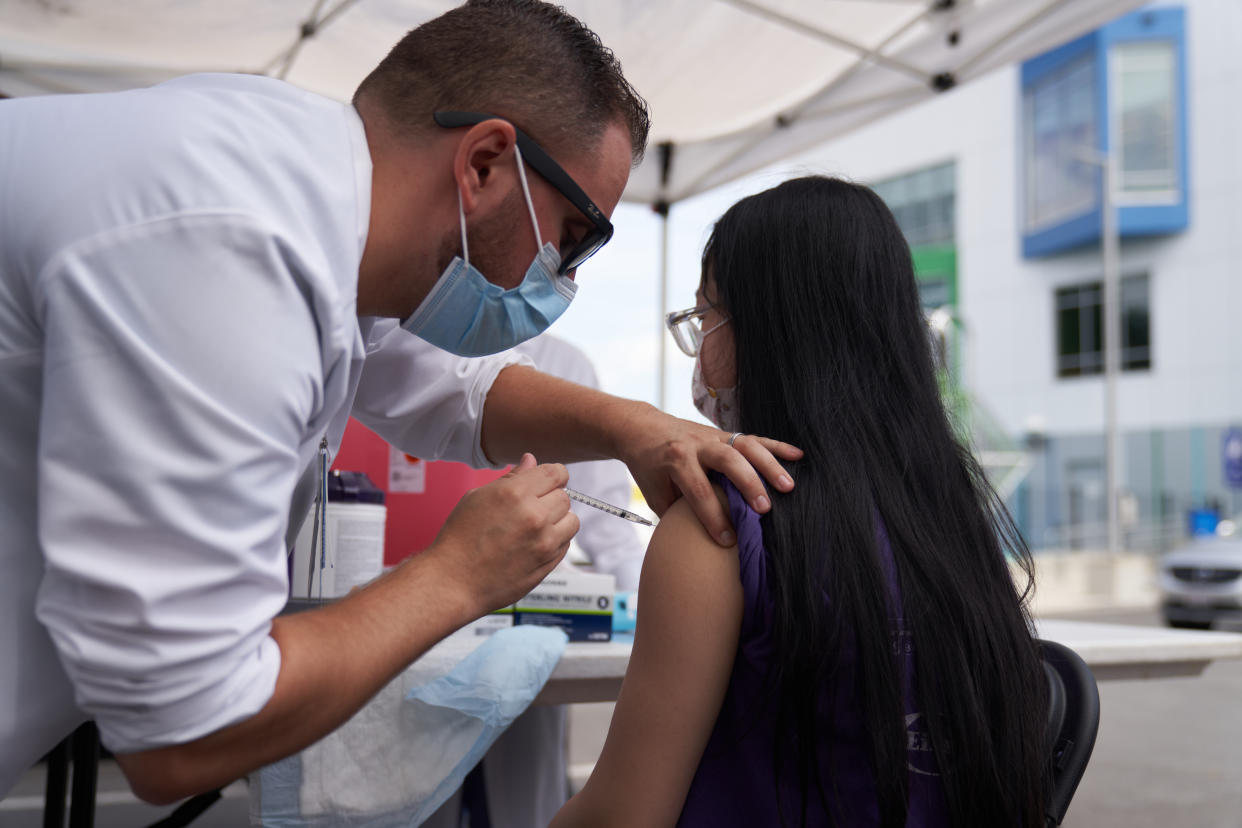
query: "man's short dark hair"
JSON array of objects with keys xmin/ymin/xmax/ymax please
[{"xmin": 354, "ymin": 0, "xmax": 650, "ymax": 166}]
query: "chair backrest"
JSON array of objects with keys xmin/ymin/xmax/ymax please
[{"xmin": 1038, "ymin": 639, "xmax": 1100, "ymax": 827}]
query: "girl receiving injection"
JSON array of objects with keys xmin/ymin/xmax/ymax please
[{"xmin": 550, "ymin": 177, "xmax": 1048, "ymax": 827}]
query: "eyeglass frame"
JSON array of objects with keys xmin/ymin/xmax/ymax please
[
  {"xmin": 433, "ymin": 110, "xmax": 615, "ymax": 275},
  {"xmin": 665, "ymin": 305, "xmax": 730, "ymax": 358}
]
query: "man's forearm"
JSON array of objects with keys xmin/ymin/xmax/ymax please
[
  {"xmin": 116, "ymin": 550, "xmax": 479, "ymax": 804},
  {"xmin": 481, "ymin": 362, "xmax": 802, "ymax": 546},
  {"xmin": 481, "ymin": 364, "xmax": 656, "ymax": 466}
]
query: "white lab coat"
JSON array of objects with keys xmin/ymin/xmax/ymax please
[{"xmin": 0, "ymin": 74, "xmax": 528, "ymax": 795}]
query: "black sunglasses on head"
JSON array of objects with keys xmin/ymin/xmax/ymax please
[{"xmin": 434, "ymin": 111, "xmax": 615, "ymax": 275}]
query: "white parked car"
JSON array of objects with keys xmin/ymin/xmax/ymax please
[{"xmin": 1159, "ymin": 529, "xmax": 1242, "ymax": 629}]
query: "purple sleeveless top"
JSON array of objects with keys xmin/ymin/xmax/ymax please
[{"xmin": 676, "ymin": 481, "xmax": 950, "ymax": 827}]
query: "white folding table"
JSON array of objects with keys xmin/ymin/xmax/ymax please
[{"xmin": 532, "ymin": 620, "xmax": 1242, "ymax": 704}]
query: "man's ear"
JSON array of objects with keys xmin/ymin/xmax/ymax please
[{"xmin": 452, "ymin": 120, "xmax": 518, "ymax": 215}]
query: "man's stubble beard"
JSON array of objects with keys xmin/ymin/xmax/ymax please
[{"xmin": 435, "ymin": 185, "xmax": 531, "ymax": 291}]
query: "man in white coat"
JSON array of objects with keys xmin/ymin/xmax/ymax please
[{"xmin": 0, "ymin": 0, "xmax": 799, "ymax": 804}]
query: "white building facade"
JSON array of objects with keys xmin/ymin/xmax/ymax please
[{"xmin": 780, "ymin": 0, "xmax": 1242, "ymax": 551}]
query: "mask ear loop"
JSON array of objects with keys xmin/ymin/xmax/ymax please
[
  {"xmin": 512, "ymin": 144, "xmax": 544, "ymax": 250},
  {"xmin": 691, "ymin": 314, "xmax": 731, "ymax": 357},
  {"xmin": 701, "ymin": 316, "xmax": 731, "ymax": 338},
  {"xmin": 456, "ymin": 187, "xmax": 470, "ymax": 267}
]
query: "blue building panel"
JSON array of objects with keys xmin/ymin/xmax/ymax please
[
  {"xmin": 1024, "ymin": 210, "xmax": 1106, "ymax": 258},
  {"xmin": 1020, "ymin": 6, "xmax": 1188, "ymax": 258},
  {"xmin": 1020, "ymin": 31, "xmax": 1097, "ymax": 87}
]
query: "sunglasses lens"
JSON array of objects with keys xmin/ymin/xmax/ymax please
[{"xmin": 560, "ymin": 228, "xmax": 610, "ymax": 274}]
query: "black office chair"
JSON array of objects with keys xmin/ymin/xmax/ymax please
[
  {"xmin": 42, "ymin": 721, "xmax": 99, "ymax": 828},
  {"xmin": 1038, "ymin": 639, "xmax": 1100, "ymax": 828},
  {"xmin": 41, "ymin": 721, "xmax": 222, "ymax": 828}
]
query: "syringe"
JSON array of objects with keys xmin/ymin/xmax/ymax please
[{"xmin": 565, "ymin": 487, "xmax": 654, "ymax": 526}]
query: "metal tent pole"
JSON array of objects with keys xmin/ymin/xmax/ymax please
[
  {"xmin": 654, "ymin": 142, "xmax": 675, "ymax": 413},
  {"xmin": 656, "ymin": 202, "xmax": 670, "ymax": 412}
]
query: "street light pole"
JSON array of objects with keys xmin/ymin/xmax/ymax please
[
  {"xmin": 1101, "ymin": 153, "xmax": 1122, "ymax": 558},
  {"xmin": 1076, "ymin": 147, "xmax": 1123, "ymax": 557}
]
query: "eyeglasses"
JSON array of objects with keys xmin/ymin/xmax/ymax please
[
  {"xmin": 665, "ymin": 305, "xmax": 729, "ymax": 358},
  {"xmin": 433, "ymin": 111, "xmax": 615, "ymax": 275}
]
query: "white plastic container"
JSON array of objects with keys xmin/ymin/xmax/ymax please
[{"xmin": 291, "ymin": 471, "xmax": 387, "ymax": 599}]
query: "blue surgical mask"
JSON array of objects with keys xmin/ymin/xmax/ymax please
[{"xmin": 402, "ymin": 145, "xmax": 576, "ymax": 356}]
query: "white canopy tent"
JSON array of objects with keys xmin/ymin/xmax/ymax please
[
  {"xmin": 1, "ymin": 0, "xmax": 1142, "ymax": 404},
  {"xmin": 0, "ymin": 0, "xmax": 1145, "ymax": 204}
]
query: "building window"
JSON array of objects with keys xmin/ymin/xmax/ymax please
[
  {"xmin": 1120, "ymin": 275, "xmax": 1151, "ymax": 368},
  {"xmin": 917, "ymin": 279, "xmax": 951, "ymax": 310},
  {"xmin": 1113, "ymin": 40, "xmax": 1178, "ymax": 201},
  {"xmin": 873, "ymin": 164, "xmax": 961, "ymax": 387},
  {"xmin": 1019, "ymin": 7, "xmax": 1187, "ymax": 258},
  {"xmin": 1024, "ymin": 54, "xmax": 1098, "ymax": 232},
  {"xmin": 1055, "ymin": 274, "xmax": 1151, "ymax": 378},
  {"xmin": 872, "ymin": 162, "xmax": 955, "ymax": 248}
]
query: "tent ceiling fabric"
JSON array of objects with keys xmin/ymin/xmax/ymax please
[{"xmin": 0, "ymin": 0, "xmax": 1144, "ymax": 204}]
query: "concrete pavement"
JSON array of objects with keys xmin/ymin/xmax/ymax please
[{"xmin": 1050, "ymin": 607, "xmax": 1242, "ymax": 828}]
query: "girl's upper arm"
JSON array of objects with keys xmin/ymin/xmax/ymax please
[{"xmin": 550, "ymin": 488, "xmax": 744, "ymax": 828}]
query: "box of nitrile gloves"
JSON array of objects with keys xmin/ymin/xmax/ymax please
[{"xmin": 513, "ymin": 570, "xmax": 615, "ymax": 642}]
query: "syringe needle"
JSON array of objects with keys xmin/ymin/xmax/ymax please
[{"xmin": 565, "ymin": 487, "xmax": 654, "ymax": 526}]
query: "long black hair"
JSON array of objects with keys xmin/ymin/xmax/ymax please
[{"xmin": 703, "ymin": 177, "xmax": 1048, "ymax": 827}]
